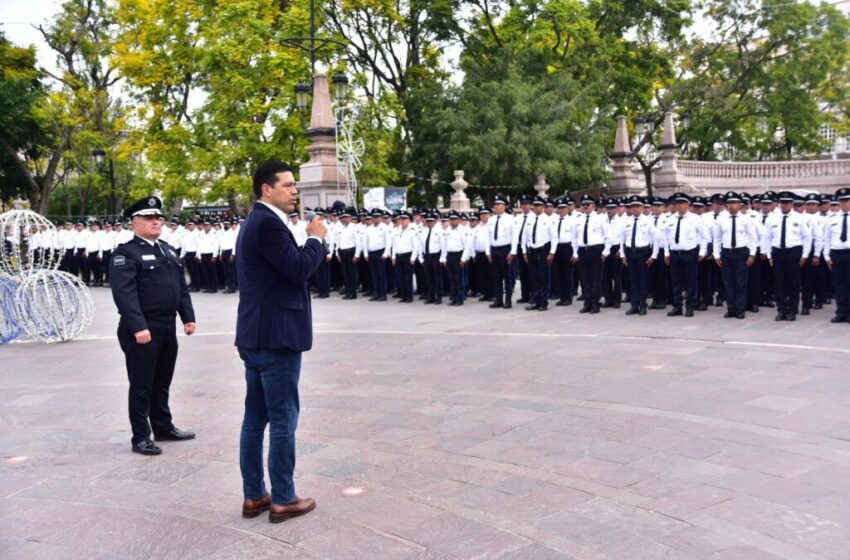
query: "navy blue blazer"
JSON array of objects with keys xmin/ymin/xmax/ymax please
[{"xmin": 235, "ymin": 202, "xmax": 324, "ymax": 351}]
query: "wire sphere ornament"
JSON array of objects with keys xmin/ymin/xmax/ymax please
[
  {"xmin": 0, "ymin": 275, "xmax": 22, "ymax": 344},
  {"xmin": 14, "ymin": 270, "xmax": 94, "ymax": 342},
  {"xmin": 0, "ymin": 210, "xmax": 61, "ymax": 278},
  {"xmin": 335, "ymin": 104, "xmax": 365, "ymax": 204}
]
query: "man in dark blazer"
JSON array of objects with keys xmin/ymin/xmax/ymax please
[{"xmin": 235, "ymin": 161, "xmax": 327, "ymax": 523}]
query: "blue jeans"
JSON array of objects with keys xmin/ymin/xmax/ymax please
[{"xmin": 238, "ymin": 348, "xmax": 302, "ymax": 504}]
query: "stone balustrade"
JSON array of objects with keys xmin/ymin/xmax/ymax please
[{"xmin": 678, "ymin": 159, "xmax": 850, "ymax": 180}]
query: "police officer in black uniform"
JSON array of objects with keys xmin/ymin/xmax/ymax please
[{"xmin": 110, "ymin": 196, "xmax": 197, "ymax": 456}]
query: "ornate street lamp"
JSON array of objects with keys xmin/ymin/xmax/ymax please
[
  {"xmin": 332, "ymin": 73, "xmax": 349, "ymax": 103},
  {"xmin": 92, "ymin": 148, "xmax": 106, "ymax": 170},
  {"xmin": 294, "ymin": 81, "xmax": 310, "ymax": 111}
]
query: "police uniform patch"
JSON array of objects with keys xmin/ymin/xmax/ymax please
[{"xmin": 113, "ymin": 255, "xmax": 126, "ymax": 266}]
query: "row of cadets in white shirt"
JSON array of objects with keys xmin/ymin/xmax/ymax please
[
  {"xmin": 520, "ymin": 202, "xmax": 558, "ymax": 255},
  {"xmin": 441, "ymin": 213, "xmax": 471, "ymax": 264},
  {"xmin": 390, "ymin": 214, "xmax": 420, "ymax": 263}
]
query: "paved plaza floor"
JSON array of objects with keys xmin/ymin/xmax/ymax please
[{"xmin": 2, "ymin": 288, "xmax": 850, "ymax": 559}]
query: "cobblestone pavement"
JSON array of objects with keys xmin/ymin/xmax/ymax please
[{"xmin": 2, "ymin": 288, "xmax": 850, "ymax": 559}]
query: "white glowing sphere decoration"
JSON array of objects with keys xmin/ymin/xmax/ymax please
[
  {"xmin": 14, "ymin": 269, "xmax": 94, "ymax": 342},
  {"xmin": 0, "ymin": 209, "xmax": 60, "ymax": 277}
]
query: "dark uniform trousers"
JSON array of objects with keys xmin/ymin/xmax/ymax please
[
  {"xmin": 669, "ymin": 248, "xmax": 699, "ymax": 311},
  {"xmin": 76, "ymin": 248, "xmax": 89, "ymax": 283},
  {"xmin": 720, "ymin": 248, "xmax": 749, "ymax": 313},
  {"xmin": 490, "ymin": 245, "xmax": 512, "ymax": 305},
  {"xmin": 395, "ymin": 252, "xmax": 414, "ymax": 301},
  {"xmin": 553, "ymin": 243, "xmax": 574, "ymax": 303},
  {"xmin": 102, "ymin": 250, "xmax": 112, "ymax": 284},
  {"xmin": 813, "ymin": 256, "xmax": 830, "ymax": 304},
  {"xmin": 528, "ymin": 244, "xmax": 551, "ymax": 308},
  {"xmin": 446, "ymin": 251, "xmax": 464, "ymax": 303},
  {"xmin": 313, "ymin": 254, "xmax": 330, "ymax": 297},
  {"xmin": 87, "ymin": 253, "xmax": 103, "ymax": 285},
  {"xmin": 358, "ymin": 257, "xmax": 372, "ymax": 293},
  {"xmin": 423, "ymin": 253, "xmax": 443, "ymax": 303},
  {"xmin": 516, "ymin": 247, "xmax": 531, "ymax": 301},
  {"xmin": 118, "ymin": 320, "xmax": 178, "ymax": 445},
  {"xmin": 473, "ymin": 252, "xmax": 493, "ymax": 299},
  {"xmin": 832, "ymin": 249, "xmax": 850, "ymax": 320},
  {"xmin": 625, "ymin": 246, "xmax": 651, "ymax": 309},
  {"xmin": 338, "ymin": 248, "xmax": 358, "ymax": 297},
  {"xmin": 221, "ymin": 249, "xmax": 237, "ymax": 291},
  {"xmin": 385, "ymin": 258, "xmax": 396, "ymax": 293},
  {"xmin": 602, "ymin": 249, "xmax": 622, "ymax": 305},
  {"xmin": 368, "ymin": 250, "xmax": 387, "ymax": 298},
  {"xmin": 759, "ymin": 254, "xmax": 774, "ymax": 305},
  {"xmin": 746, "ymin": 248, "xmax": 762, "ymax": 308},
  {"xmin": 650, "ymin": 252, "xmax": 671, "ymax": 305},
  {"xmin": 414, "ymin": 261, "xmax": 425, "ymax": 295},
  {"xmin": 183, "ymin": 251, "xmax": 201, "ymax": 290},
  {"xmin": 200, "ymin": 253, "xmax": 217, "ymax": 292},
  {"xmin": 578, "ymin": 244, "xmax": 604, "ymax": 310},
  {"xmin": 330, "ymin": 254, "xmax": 343, "ymax": 291},
  {"xmin": 773, "ymin": 246, "xmax": 803, "ymax": 316},
  {"xmin": 698, "ymin": 245, "xmax": 715, "ymax": 306},
  {"xmin": 800, "ymin": 249, "xmax": 819, "ymax": 310},
  {"xmin": 61, "ymin": 248, "xmax": 76, "ymax": 274}
]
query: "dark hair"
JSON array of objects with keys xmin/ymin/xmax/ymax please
[{"xmin": 252, "ymin": 161, "xmax": 294, "ymax": 198}]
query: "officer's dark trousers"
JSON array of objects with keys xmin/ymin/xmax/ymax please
[
  {"xmin": 76, "ymin": 249, "xmax": 89, "ymax": 283},
  {"xmin": 760, "ymin": 256, "xmax": 774, "ymax": 304},
  {"xmin": 746, "ymin": 249, "xmax": 762, "ymax": 307},
  {"xmin": 368, "ymin": 250, "xmax": 387, "ymax": 298},
  {"xmin": 330, "ymin": 254, "xmax": 342, "ymax": 290},
  {"xmin": 602, "ymin": 250, "xmax": 622, "ymax": 305},
  {"xmin": 800, "ymin": 251, "xmax": 816, "ymax": 309},
  {"xmin": 414, "ymin": 261, "xmax": 425, "ymax": 295},
  {"xmin": 491, "ymin": 245, "xmax": 512, "ymax": 305},
  {"xmin": 516, "ymin": 247, "xmax": 530, "ymax": 301},
  {"xmin": 669, "ymin": 249, "xmax": 699, "ymax": 311},
  {"xmin": 385, "ymin": 258, "xmax": 396, "ymax": 293},
  {"xmin": 102, "ymin": 250, "xmax": 112, "ymax": 284},
  {"xmin": 201, "ymin": 253, "xmax": 217, "ymax": 292},
  {"xmin": 183, "ymin": 252, "xmax": 201, "ymax": 289},
  {"xmin": 650, "ymin": 254, "xmax": 670, "ymax": 305},
  {"xmin": 554, "ymin": 243, "xmax": 573, "ymax": 303},
  {"xmin": 221, "ymin": 249, "xmax": 237, "ymax": 291},
  {"xmin": 338, "ymin": 249, "xmax": 358, "ymax": 297},
  {"xmin": 87, "ymin": 253, "xmax": 102, "ymax": 285},
  {"xmin": 358, "ymin": 258, "xmax": 372, "ymax": 292},
  {"xmin": 721, "ymin": 248, "xmax": 749, "ymax": 313},
  {"xmin": 698, "ymin": 246, "xmax": 715, "ymax": 306},
  {"xmin": 528, "ymin": 244, "xmax": 551, "ymax": 308},
  {"xmin": 832, "ymin": 249, "xmax": 850, "ymax": 319},
  {"xmin": 814, "ymin": 257, "xmax": 830, "ymax": 304},
  {"xmin": 474, "ymin": 252, "xmax": 493, "ymax": 299},
  {"xmin": 423, "ymin": 254, "xmax": 442, "ymax": 302},
  {"xmin": 313, "ymin": 256, "xmax": 330, "ymax": 297},
  {"xmin": 625, "ymin": 246, "xmax": 651, "ymax": 309},
  {"xmin": 578, "ymin": 244, "xmax": 603, "ymax": 310},
  {"xmin": 118, "ymin": 321, "xmax": 178, "ymax": 445},
  {"xmin": 61, "ymin": 249, "xmax": 75, "ymax": 274},
  {"xmin": 396, "ymin": 253, "xmax": 413, "ymax": 301},
  {"xmin": 774, "ymin": 246, "xmax": 803, "ymax": 316},
  {"xmin": 446, "ymin": 251, "xmax": 463, "ymax": 303}
]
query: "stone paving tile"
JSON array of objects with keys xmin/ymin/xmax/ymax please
[{"xmin": 4, "ymin": 289, "xmax": 850, "ymax": 558}]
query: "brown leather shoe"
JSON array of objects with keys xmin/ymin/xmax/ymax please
[
  {"xmin": 269, "ymin": 496, "xmax": 316, "ymax": 523},
  {"xmin": 242, "ymin": 493, "xmax": 271, "ymax": 518}
]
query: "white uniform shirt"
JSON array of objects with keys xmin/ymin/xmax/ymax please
[
  {"xmin": 823, "ymin": 211, "xmax": 850, "ymax": 262},
  {"xmin": 762, "ymin": 211, "xmax": 812, "ymax": 258},
  {"xmin": 521, "ymin": 212, "xmax": 557, "ymax": 254},
  {"xmin": 364, "ymin": 223, "xmax": 390, "ymax": 256},
  {"xmin": 664, "ymin": 212, "xmax": 708, "ymax": 257},
  {"xmin": 442, "ymin": 225, "xmax": 471, "ymax": 262},
  {"xmin": 620, "ymin": 214, "xmax": 660, "ymax": 258},
  {"xmin": 418, "ymin": 225, "xmax": 445, "ymax": 261},
  {"xmin": 84, "ymin": 230, "xmax": 104, "ymax": 255},
  {"xmin": 712, "ymin": 213, "xmax": 758, "ymax": 259},
  {"xmin": 572, "ymin": 212, "xmax": 611, "ymax": 256},
  {"xmin": 554, "ymin": 213, "xmax": 574, "ymax": 245},
  {"xmin": 197, "ymin": 230, "xmax": 220, "ymax": 256},
  {"xmin": 471, "ymin": 222, "xmax": 491, "ymax": 256},
  {"xmin": 488, "ymin": 212, "xmax": 518, "ymax": 254},
  {"xmin": 391, "ymin": 226, "xmax": 420, "ymax": 260}
]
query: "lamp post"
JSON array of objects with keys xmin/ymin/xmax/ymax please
[
  {"xmin": 92, "ymin": 148, "xmax": 116, "ymax": 218},
  {"xmin": 630, "ymin": 111, "xmax": 691, "ymax": 196}
]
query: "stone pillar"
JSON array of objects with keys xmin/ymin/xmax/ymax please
[
  {"xmin": 298, "ymin": 73, "xmax": 350, "ymax": 210},
  {"xmin": 449, "ymin": 170, "xmax": 470, "ymax": 211},
  {"xmin": 534, "ymin": 173, "xmax": 550, "ymax": 198},
  {"xmin": 607, "ymin": 115, "xmax": 642, "ymax": 196},
  {"xmin": 652, "ymin": 111, "xmax": 684, "ymax": 194}
]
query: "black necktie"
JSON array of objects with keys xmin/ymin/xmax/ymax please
[
  {"xmin": 494, "ymin": 215, "xmax": 500, "ymax": 241},
  {"xmin": 731, "ymin": 215, "xmax": 737, "ymax": 248},
  {"xmin": 425, "ymin": 228, "xmax": 432, "ymax": 253},
  {"xmin": 762, "ymin": 214, "xmax": 767, "ymax": 225},
  {"xmin": 519, "ymin": 215, "xmax": 527, "ymax": 241},
  {"xmin": 654, "ymin": 216, "xmax": 659, "ymax": 227},
  {"xmin": 558, "ymin": 216, "xmax": 564, "ymax": 238},
  {"xmin": 842, "ymin": 213, "xmax": 848, "ymax": 243},
  {"xmin": 583, "ymin": 215, "xmax": 589, "ymax": 245},
  {"xmin": 781, "ymin": 214, "xmax": 788, "ymax": 249},
  {"xmin": 532, "ymin": 216, "xmax": 538, "ymax": 244},
  {"xmin": 675, "ymin": 216, "xmax": 682, "ymax": 244},
  {"xmin": 631, "ymin": 217, "xmax": 638, "ymax": 249}
]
